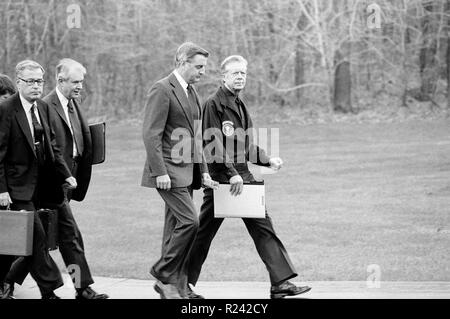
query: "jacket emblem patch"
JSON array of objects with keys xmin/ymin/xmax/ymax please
[{"xmin": 222, "ymin": 121, "xmax": 234, "ymax": 136}]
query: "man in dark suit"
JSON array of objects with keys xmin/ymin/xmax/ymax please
[
  {"xmin": 0, "ymin": 60, "xmax": 77, "ymax": 299},
  {"xmin": 8, "ymin": 58, "xmax": 109, "ymax": 299},
  {"xmin": 186, "ymin": 55, "xmax": 312, "ymax": 299},
  {"xmin": 0, "ymin": 73, "xmax": 17, "ymax": 299},
  {"xmin": 141, "ymin": 42, "xmax": 218, "ymax": 299}
]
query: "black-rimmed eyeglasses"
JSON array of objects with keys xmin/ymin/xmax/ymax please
[{"xmin": 18, "ymin": 77, "xmax": 45, "ymax": 86}]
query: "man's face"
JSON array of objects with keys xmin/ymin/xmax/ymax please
[
  {"xmin": 223, "ymin": 61, "xmax": 247, "ymax": 92},
  {"xmin": 58, "ymin": 69, "xmax": 84, "ymax": 99},
  {"xmin": 0, "ymin": 93, "xmax": 12, "ymax": 102},
  {"xmin": 16, "ymin": 68, "xmax": 44, "ymax": 102},
  {"xmin": 180, "ymin": 54, "xmax": 208, "ymax": 84}
]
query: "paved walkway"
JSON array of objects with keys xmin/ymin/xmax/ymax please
[{"xmin": 11, "ymin": 274, "xmax": 450, "ymax": 299}]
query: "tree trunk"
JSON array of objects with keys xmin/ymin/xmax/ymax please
[
  {"xmin": 295, "ymin": 43, "xmax": 305, "ymax": 105},
  {"xmin": 419, "ymin": 2, "xmax": 438, "ymax": 101},
  {"xmin": 333, "ymin": 54, "xmax": 352, "ymax": 113},
  {"xmin": 447, "ymin": 0, "xmax": 450, "ymax": 108}
]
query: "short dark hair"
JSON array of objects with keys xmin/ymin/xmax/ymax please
[
  {"xmin": 0, "ymin": 74, "xmax": 16, "ymax": 95},
  {"xmin": 174, "ymin": 42, "xmax": 209, "ymax": 68}
]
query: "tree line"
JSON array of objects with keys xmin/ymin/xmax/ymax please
[{"xmin": 0, "ymin": 0, "xmax": 448, "ymax": 119}]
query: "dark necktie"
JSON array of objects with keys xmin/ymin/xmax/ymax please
[
  {"xmin": 235, "ymin": 96, "xmax": 246, "ymax": 127},
  {"xmin": 30, "ymin": 104, "xmax": 45, "ymax": 165},
  {"xmin": 187, "ymin": 85, "xmax": 199, "ymax": 121},
  {"xmin": 68, "ymin": 99, "xmax": 84, "ymax": 156}
]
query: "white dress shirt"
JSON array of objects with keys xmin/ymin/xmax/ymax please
[
  {"xmin": 173, "ymin": 69, "xmax": 189, "ymax": 98},
  {"xmin": 56, "ymin": 87, "xmax": 78, "ymax": 157},
  {"xmin": 19, "ymin": 94, "xmax": 41, "ymax": 141}
]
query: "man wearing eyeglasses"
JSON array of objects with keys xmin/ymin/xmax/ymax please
[{"xmin": 0, "ymin": 60, "xmax": 77, "ymax": 299}]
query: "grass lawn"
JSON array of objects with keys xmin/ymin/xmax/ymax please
[{"xmin": 57, "ymin": 118, "xmax": 450, "ymax": 282}]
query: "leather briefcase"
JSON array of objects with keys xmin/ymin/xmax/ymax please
[
  {"xmin": 37, "ymin": 208, "xmax": 58, "ymax": 251},
  {"xmin": 89, "ymin": 122, "xmax": 106, "ymax": 165},
  {"xmin": 0, "ymin": 208, "xmax": 34, "ymax": 256}
]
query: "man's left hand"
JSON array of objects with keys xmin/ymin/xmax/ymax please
[
  {"xmin": 202, "ymin": 173, "xmax": 219, "ymax": 190},
  {"xmin": 65, "ymin": 176, "xmax": 77, "ymax": 189},
  {"xmin": 269, "ymin": 157, "xmax": 283, "ymax": 171}
]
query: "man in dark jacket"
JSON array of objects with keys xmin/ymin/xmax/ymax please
[
  {"xmin": 186, "ymin": 55, "xmax": 312, "ymax": 299},
  {"xmin": 8, "ymin": 58, "xmax": 109, "ymax": 300},
  {"xmin": 0, "ymin": 60, "xmax": 77, "ymax": 299}
]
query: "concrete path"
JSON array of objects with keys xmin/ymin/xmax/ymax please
[{"xmin": 10, "ymin": 274, "xmax": 450, "ymax": 299}]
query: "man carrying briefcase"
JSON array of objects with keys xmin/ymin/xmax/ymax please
[
  {"xmin": 7, "ymin": 58, "xmax": 109, "ymax": 300},
  {"xmin": 0, "ymin": 60, "xmax": 77, "ymax": 299}
]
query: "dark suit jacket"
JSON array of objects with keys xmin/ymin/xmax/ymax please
[
  {"xmin": 41, "ymin": 89, "xmax": 93, "ymax": 203},
  {"xmin": 0, "ymin": 93, "xmax": 71, "ymax": 201},
  {"xmin": 141, "ymin": 72, "xmax": 208, "ymax": 190},
  {"xmin": 202, "ymin": 86, "xmax": 271, "ymax": 182}
]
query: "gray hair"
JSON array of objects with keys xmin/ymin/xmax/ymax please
[
  {"xmin": 56, "ymin": 58, "xmax": 86, "ymax": 80},
  {"xmin": 15, "ymin": 60, "xmax": 45, "ymax": 78},
  {"xmin": 220, "ymin": 55, "xmax": 248, "ymax": 74},
  {"xmin": 174, "ymin": 42, "xmax": 209, "ymax": 68}
]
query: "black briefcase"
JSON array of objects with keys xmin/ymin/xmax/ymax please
[
  {"xmin": 37, "ymin": 208, "xmax": 58, "ymax": 251},
  {"xmin": 89, "ymin": 122, "xmax": 106, "ymax": 164}
]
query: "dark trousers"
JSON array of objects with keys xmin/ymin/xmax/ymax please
[
  {"xmin": 9, "ymin": 159, "xmax": 94, "ymax": 290},
  {"xmin": 187, "ymin": 182, "xmax": 298, "ymax": 286},
  {"xmin": 9, "ymin": 201, "xmax": 94, "ymax": 289},
  {"xmin": 151, "ymin": 187, "xmax": 199, "ymax": 287},
  {"xmin": 0, "ymin": 255, "xmax": 15, "ymax": 285},
  {"xmin": 5, "ymin": 200, "xmax": 63, "ymax": 295}
]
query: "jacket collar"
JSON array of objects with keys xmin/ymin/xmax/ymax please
[{"xmin": 168, "ymin": 73, "xmax": 195, "ymax": 134}]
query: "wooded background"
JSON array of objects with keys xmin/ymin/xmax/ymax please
[{"xmin": 0, "ymin": 0, "xmax": 449, "ymax": 120}]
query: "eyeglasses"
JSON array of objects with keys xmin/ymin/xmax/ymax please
[{"xmin": 18, "ymin": 77, "xmax": 45, "ymax": 86}]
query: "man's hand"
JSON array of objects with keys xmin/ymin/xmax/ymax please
[
  {"xmin": 202, "ymin": 173, "xmax": 219, "ymax": 190},
  {"xmin": 65, "ymin": 176, "xmax": 77, "ymax": 189},
  {"xmin": 269, "ymin": 157, "xmax": 283, "ymax": 171},
  {"xmin": 156, "ymin": 174, "xmax": 171, "ymax": 190},
  {"xmin": 229, "ymin": 174, "xmax": 244, "ymax": 196},
  {"xmin": 0, "ymin": 192, "xmax": 12, "ymax": 207}
]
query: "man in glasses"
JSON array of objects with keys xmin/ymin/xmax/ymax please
[{"xmin": 0, "ymin": 60, "xmax": 77, "ymax": 299}]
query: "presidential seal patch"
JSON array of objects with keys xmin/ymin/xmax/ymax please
[{"xmin": 222, "ymin": 121, "xmax": 234, "ymax": 136}]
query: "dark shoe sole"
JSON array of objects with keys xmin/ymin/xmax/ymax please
[
  {"xmin": 270, "ymin": 286, "xmax": 312, "ymax": 299},
  {"xmin": 187, "ymin": 294, "xmax": 205, "ymax": 299}
]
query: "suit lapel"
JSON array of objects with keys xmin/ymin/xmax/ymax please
[
  {"xmin": 36, "ymin": 100, "xmax": 53, "ymax": 157},
  {"xmin": 168, "ymin": 73, "xmax": 194, "ymax": 135},
  {"xmin": 49, "ymin": 90, "xmax": 70, "ymax": 129},
  {"xmin": 13, "ymin": 95, "xmax": 36, "ymax": 156}
]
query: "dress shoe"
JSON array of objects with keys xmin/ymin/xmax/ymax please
[
  {"xmin": 153, "ymin": 280, "xmax": 182, "ymax": 299},
  {"xmin": 270, "ymin": 281, "xmax": 311, "ymax": 299},
  {"xmin": 41, "ymin": 292, "xmax": 61, "ymax": 299},
  {"xmin": 1, "ymin": 282, "xmax": 15, "ymax": 299},
  {"xmin": 185, "ymin": 284, "xmax": 204, "ymax": 299},
  {"xmin": 75, "ymin": 287, "xmax": 109, "ymax": 300}
]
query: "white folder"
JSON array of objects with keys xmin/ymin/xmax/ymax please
[{"xmin": 213, "ymin": 182, "xmax": 265, "ymax": 218}]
